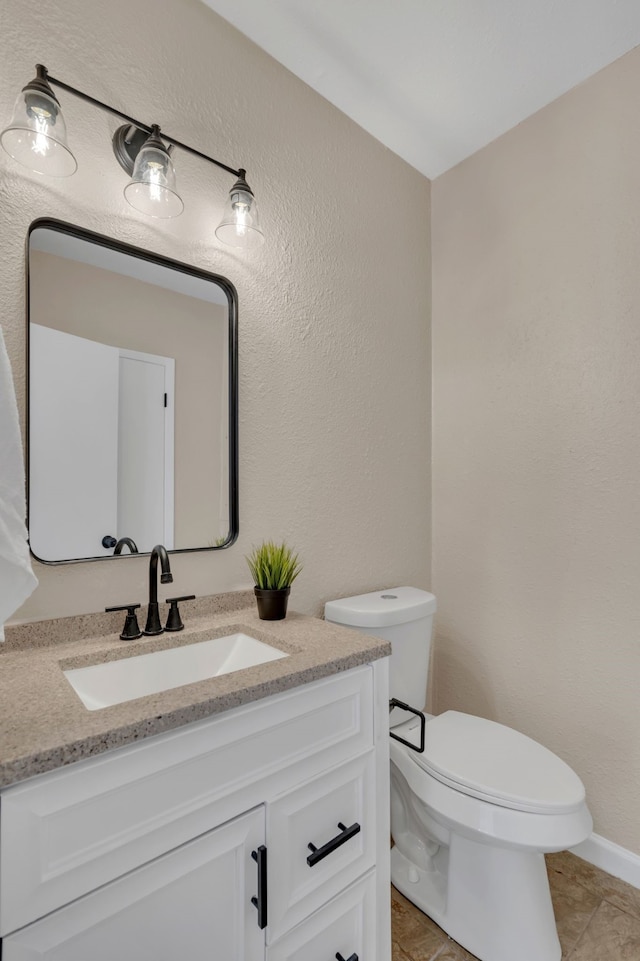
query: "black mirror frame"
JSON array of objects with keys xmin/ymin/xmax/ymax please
[{"xmin": 26, "ymin": 217, "xmax": 239, "ymax": 564}]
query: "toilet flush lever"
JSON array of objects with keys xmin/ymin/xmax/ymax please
[{"xmin": 389, "ymin": 698, "xmax": 426, "ymax": 753}]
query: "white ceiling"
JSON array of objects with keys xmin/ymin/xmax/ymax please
[{"xmin": 201, "ymin": 0, "xmax": 640, "ymax": 179}]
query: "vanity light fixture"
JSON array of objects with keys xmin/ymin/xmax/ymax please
[{"xmin": 0, "ymin": 65, "xmax": 264, "ymax": 247}]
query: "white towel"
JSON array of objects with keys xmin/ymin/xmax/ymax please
[{"xmin": 0, "ymin": 326, "xmax": 37, "ymax": 639}]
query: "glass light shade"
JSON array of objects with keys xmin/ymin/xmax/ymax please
[
  {"xmin": 215, "ymin": 179, "xmax": 264, "ymax": 248},
  {"xmin": 123, "ymin": 133, "xmax": 183, "ymax": 219},
  {"xmin": 0, "ymin": 86, "xmax": 77, "ymax": 177}
]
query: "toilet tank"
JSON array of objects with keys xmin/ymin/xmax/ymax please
[{"xmin": 324, "ymin": 587, "xmax": 437, "ymax": 716}]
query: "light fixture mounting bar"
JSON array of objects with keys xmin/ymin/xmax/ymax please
[{"xmin": 44, "ymin": 66, "xmax": 242, "ymax": 179}]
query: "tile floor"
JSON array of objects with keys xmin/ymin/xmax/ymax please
[{"xmin": 391, "ymin": 851, "xmax": 640, "ymax": 960}]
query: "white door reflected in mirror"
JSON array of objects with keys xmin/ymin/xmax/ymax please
[{"xmin": 30, "ymin": 325, "xmax": 175, "ymax": 560}]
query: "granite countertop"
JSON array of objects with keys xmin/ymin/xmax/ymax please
[{"xmin": 0, "ymin": 590, "xmax": 390, "ymax": 789}]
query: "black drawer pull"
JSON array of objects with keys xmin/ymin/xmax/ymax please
[
  {"xmin": 307, "ymin": 821, "xmax": 361, "ymax": 867},
  {"xmin": 336, "ymin": 954, "xmax": 358, "ymax": 961},
  {"xmin": 250, "ymin": 845, "xmax": 267, "ymax": 929}
]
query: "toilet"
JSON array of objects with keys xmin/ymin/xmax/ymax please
[{"xmin": 325, "ymin": 587, "xmax": 592, "ymax": 961}]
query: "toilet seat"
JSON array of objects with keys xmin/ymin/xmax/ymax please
[{"xmin": 396, "ymin": 711, "xmax": 586, "ymax": 815}]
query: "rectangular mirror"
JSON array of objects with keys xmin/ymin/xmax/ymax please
[{"xmin": 27, "ymin": 219, "xmax": 238, "ymax": 563}]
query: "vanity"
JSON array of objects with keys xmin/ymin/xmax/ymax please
[{"xmin": 0, "ymin": 594, "xmax": 391, "ymax": 960}]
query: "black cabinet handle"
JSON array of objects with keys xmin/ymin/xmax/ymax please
[
  {"xmin": 336, "ymin": 954, "xmax": 358, "ymax": 961},
  {"xmin": 251, "ymin": 845, "xmax": 267, "ymax": 929},
  {"xmin": 307, "ymin": 821, "xmax": 361, "ymax": 867}
]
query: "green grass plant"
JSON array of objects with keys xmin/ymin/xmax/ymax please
[{"xmin": 246, "ymin": 541, "xmax": 302, "ymax": 590}]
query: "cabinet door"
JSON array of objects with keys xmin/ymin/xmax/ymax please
[
  {"xmin": 2, "ymin": 807, "xmax": 265, "ymax": 961},
  {"xmin": 267, "ymin": 871, "xmax": 376, "ymax": 961}
]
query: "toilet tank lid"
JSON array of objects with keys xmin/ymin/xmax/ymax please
[{"xmin": 325, "ymin": 587, "xmax": 436, "ymax": 628}]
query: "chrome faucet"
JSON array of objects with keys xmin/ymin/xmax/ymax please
[{"xmin": 144, "ymin": 544, "xmax": 173, "ymax": 635}]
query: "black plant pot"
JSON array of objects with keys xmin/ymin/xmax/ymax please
[{"xmin": 254, "ymin": 586, "xmax": 291, "ymax": 620}]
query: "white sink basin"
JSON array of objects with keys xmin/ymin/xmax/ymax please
[{"xmin": 64, "ymin": 633, "xmax": 289, "ymax": 711}]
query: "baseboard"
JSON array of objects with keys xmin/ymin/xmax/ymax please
[{"xmin": 570, "ymin": 833, "xmax": 640, "ymax": 890}]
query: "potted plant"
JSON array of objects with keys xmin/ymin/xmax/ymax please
[{"xmin": 246, "ymin": 541, "xmax": 302, "ymax": 620}]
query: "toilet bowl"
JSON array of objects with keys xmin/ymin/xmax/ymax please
[{"xmin": 324, "ymin": 588, "xmax": 593, "ymax": 961}]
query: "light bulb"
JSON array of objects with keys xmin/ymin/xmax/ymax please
[
  {"xmin": 0, "ymin": 66, "xmax": 77, "ymax": 177},
  {"xmin": 123, "ymin": 126, "xmax": 183, "ymax": 219},
  {"xmin": 216, "ymin": 172, "xmax": 264, "ymax": 248}
]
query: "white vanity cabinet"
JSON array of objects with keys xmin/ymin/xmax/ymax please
[{"xmin": 0, "ymin": 661, "xmax": 390, "ymax": 961}]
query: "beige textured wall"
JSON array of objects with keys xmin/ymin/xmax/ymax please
[
  {"xmin": 432, "ymin": 47, "xmax": 640, "ymax": 853},
  {"xmin": 0, "ymin": 0, "xmax": 431, "ymax": 621},
  {"xmin": 30, "ymin": 250, "xmax": 227, "ymax": 547}
]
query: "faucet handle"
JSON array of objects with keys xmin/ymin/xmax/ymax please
[
  {"xmin": 105, "ymin": 603, "xmax": 142, "ymax": 640},
  {"xmin": 165, "ymin": 595, "xmax": 196, "ymax": 632}
]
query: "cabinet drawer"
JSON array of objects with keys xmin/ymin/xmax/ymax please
[
  {"xmin": 267, "ymin": 751, "xmax": 376, "ymax": 942},
  {"xmin": 267, "ymin": 870, "xmax": 376, "ymax": 961},
  {"xmin": 0, "ymin": 666, "xmax": 373, "ymax": 935}
]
